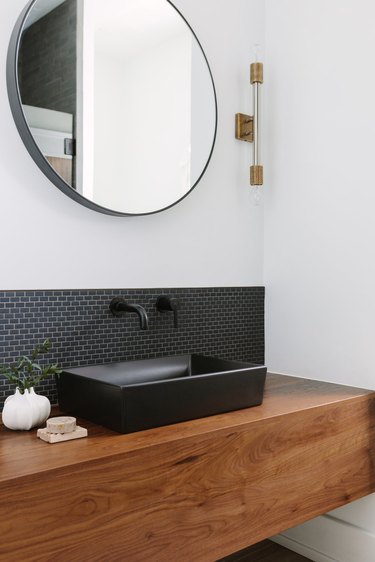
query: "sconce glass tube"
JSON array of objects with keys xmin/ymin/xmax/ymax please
[{"xmin": 250, "ymin": 62, "xmax": 263, "ymax": 186}]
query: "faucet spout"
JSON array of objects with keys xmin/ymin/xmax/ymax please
[
  {"xmin": 109, "ymin": 298, "xmax": 149, "ymax": 330},
  {"xmin": 126, "ymin": 303, "xmax": 149, "ymax": 330}
]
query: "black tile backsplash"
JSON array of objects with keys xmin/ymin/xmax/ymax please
[{"xmin": 0, "ymin": 287, "xmax": 264, "ymax": 410}]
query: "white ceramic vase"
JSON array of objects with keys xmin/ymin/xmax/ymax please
[{"xmin": 2, "ymin": 388, "xmax": 51, "ymax": 430}]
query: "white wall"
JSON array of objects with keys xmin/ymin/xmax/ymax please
[
  {"xmin": 264, "ymin": 1, "xmax": 375, "ymax": 560},
  {"xmin": 0, "ymin": 0, "xmax": 265, "ymax": 290}
]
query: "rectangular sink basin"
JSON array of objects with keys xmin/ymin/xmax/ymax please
[{"xmin": 57, "ymin": 355, "xmax": 267, "ymax": 433}]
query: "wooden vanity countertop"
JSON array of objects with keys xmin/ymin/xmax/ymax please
[
  {"xmin": 1, "ymin": 373, "xmax": 374, "ymax": 562},
  {"xmin": 1, "ymin": 373, "xmax": 372, "ymax": 483}
]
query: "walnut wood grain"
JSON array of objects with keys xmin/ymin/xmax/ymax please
[{"xmin": 0, "ymin": 374, "xmax": 374, "ymax": 562}]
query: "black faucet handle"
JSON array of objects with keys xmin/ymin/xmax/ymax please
[
  {"xmin": 156, "ymin": 295, "xmax": 180, "ymax": 311},
  {"xmin": 156, "ymin": 295, "xmax": 180, "ymax": 329}
]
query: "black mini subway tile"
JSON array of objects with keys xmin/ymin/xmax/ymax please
[{"xmin": 0, "ymin": 287, "xmax": 264, "ymax": 409}]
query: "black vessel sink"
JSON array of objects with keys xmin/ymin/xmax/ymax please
[{"xmin": 57, "ymin": 355, "xmax": 267, "ymax": 433}]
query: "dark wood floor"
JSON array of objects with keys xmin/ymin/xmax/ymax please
[{"xmin": 218, "ymin": 540, "xmax": 312, "ymax": 562}]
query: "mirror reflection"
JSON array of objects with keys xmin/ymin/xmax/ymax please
[{"xmin": 16, "ymin": 0, "xmax": 217, "ymax": 215}]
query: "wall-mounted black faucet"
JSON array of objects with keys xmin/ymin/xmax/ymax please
[
  {"xmin": 156, "ymin": 295, "xmax": 180, "ymax": 329},
  {"xmin": 109, "ymin": 297, "xmax": 149, "ymax": 331}
]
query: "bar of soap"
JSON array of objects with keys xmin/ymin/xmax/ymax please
[{"xmin": 46, "ymin": 416, "xmax": 76, "ymax": 434}]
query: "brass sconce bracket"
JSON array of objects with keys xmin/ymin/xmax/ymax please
[{"xmin": 235, "ymin": 113, "xmax": 254, "ymax": 143}]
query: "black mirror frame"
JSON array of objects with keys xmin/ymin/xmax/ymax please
[{"xmin": 6, "ymin": 0, "xmax": 217, "ymax": 217}]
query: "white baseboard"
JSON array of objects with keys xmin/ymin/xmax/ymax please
[
  {"xmin": 271, "ymin": 515, "xmax": 375, "ymax": 562},
  {"xmin": 272, "ymin": 530, "xmax": 338, "ymax": 562}
]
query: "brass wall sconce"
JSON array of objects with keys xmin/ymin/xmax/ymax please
[{"xmin": 235, "ymin": 62, "xmax": 263, "ymax": 186}]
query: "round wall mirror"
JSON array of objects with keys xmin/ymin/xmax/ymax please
[{"xmin": 7, "ymin": 0, "xmax": 217, "ymax": 216}]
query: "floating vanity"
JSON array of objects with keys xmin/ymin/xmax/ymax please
[{"xmin": 1, "ymin": 374, "xmax": 374, "ymax": 561}]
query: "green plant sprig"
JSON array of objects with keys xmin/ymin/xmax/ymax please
[{"xmin": 0, "ymin": 339, "xmax": 61, "ymax": 393}]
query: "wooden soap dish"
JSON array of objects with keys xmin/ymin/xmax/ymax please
[{"xmin": 37, "ymin": 416, "xmax": 88, "ymax": 443}]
